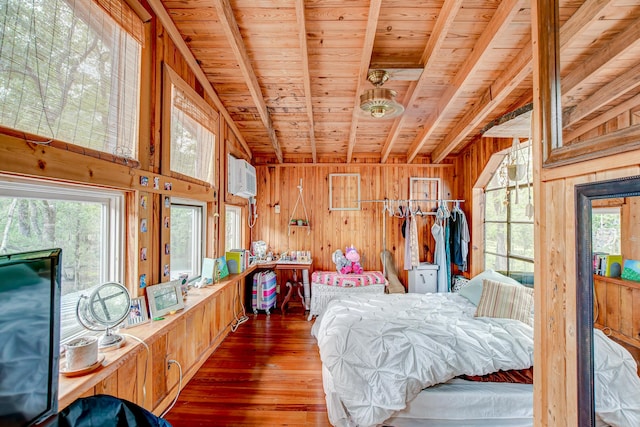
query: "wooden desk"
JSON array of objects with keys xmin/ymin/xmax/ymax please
[{"xmin": 253, "ymin": 261, "xmax": 313, "ymax": 312}]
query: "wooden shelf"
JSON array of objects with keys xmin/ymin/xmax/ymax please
[
  {"xmin": 57, "ymin": 270, "xmax": 253, "ymax": 413},
  {"xmin": 593, "ymin": 274, "xmax": 640, "ymax": 290}
]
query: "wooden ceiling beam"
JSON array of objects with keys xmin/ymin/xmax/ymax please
[
  {"xmin": 213, "ymin": 0, "xmax": 283, "ymax": 163},
  {"xmin": 145, "ymin": 0, "xmax": 252, "ymax": 160},
  {"xmin": 431, "ymin": 43, "xmax": 534, "ymax": 163},
  {"xmin": 379, "ymin": 0, "xmax": 463, "ymax": 163},
  {"xmin": 346, "ymin": 0, "xmax": 382, "ymax": 163},
  {"xmin": 406, "ymin": 0, "xmax": 525, "ymax": 163},
  {"xmin": 430, "ymin": 0, "xmax": 611, "ymax": 163},
  {"xmin": 564, "ymin": 61, "xmax": 640, "ymax": 127},
  {"xmin": 295, "ymin": 0, "xmax": 317, "ymax": 164},
  {"xmin": 561, "ymin": 14, "xmax": 640, "ymax": 98},
  {"xmin": 564, "ymin": 91, "xmax": 640, "ymax": 142}
]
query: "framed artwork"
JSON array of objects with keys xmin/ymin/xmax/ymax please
[
  {"xmin": 329, "ymin": 173, "xmax": 361, "ymax": 211},
  {"xmin": 126, "ymin": 296, "xmax": 149, "ymax": 327}
]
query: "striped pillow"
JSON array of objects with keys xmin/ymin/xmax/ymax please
[{"xmin": 475, "ymin": 279, "xmax": 534, "ymax": 326}]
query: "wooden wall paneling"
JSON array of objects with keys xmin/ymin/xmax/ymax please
[
  {"xmin": 138, "ymin": 18, "xmax": 154, "ymax": 172},
  {"xmin": 151, "ymin": 17, "xmax": 167, "ymax": 175},
  {"xmin": 137, "ymin": 347, "xmax": 151, "ymax": 411},
  {"xmin": 127, "ymin": 191, "xmax": 140, "ymax": 296},
  {"xmin": 537, "ymin": 177, "xmax": 570, "ymax": 425},
  {"xmin": 594, "ymin": 277, "xmax": 607, "ymax": 326},
  {"xmin": 95, "ymin": 372, "xmax": 118, "ymax": 396},
  {"xmin": 185, "ymin": 310, "xmax": 202, "ymax": 366},
  {"xmin": 224, "ymin": 285, "xmax": 233, "ymax": 330},
  {"xmin": 150, "ymin": 193, "xmax": 161, "ymax": 287},
  {"xmin": 606, "ymin": 282, "xmax": 622, "ymax": 332},
  {"xmin": 150, "ymin": 333, "xmax": 168, "ymax": 408},
  {"xmin": 471, "ymin": 187, "xmax": 485, "ymax": 277},
  {"xmin": 620, "ymin": 285, "xmax": 634, "ymax": 337},
  {"xmin": 633, "ymin": 288, "xmax": 640, "ymax": 343},
  {"xmin": 166, "ymin": 321, "xmax": 185, "ymax": 392},
  {"xmin": 623, "ymin": 197, "xmax": 640, "ymax": 260},
  {"xmin": 210, "ymin": 299, "xmax": 220, "ymax": 345},
  {"xmin": 117, "ymin": 356, "xmax": 138, "ymax": 403},
  {"xmin": 138, "ymin": 191, "xmax": 152, "ymax": 293},
  {"xmin": 252, "ymin": 164, "xmax": 456, "ymax": 287},
  {"xmin": 200, "ymin": 296, "xmax": 213, "ymax": 350}
]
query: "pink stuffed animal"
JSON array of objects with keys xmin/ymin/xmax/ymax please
[{"xmin": 344, "ymin": 246, "xmax": 363, "ymax": 274}]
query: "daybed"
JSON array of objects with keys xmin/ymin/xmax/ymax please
[
  {"xmin": 307, "ymin": 271, "xmax": 386, "ymax": 321},
  {"xmin": 311, "ymin": 271, "xmax": 640, "ymax": 427}
]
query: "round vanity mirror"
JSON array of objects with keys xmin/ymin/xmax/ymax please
[{"xmin": 76, "ymin": 282, "xmax": 131, "ymax": 350}]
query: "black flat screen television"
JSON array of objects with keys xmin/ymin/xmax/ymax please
[{"xmin": 0, "ymin": 248, "xmax": 62, "ymax": 426}]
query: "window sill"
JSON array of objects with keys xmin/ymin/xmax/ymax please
[{"xmin": 57, "ymin": 268, "xmax": 255, "ymax": 411}]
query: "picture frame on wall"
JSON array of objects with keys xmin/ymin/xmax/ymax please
[
  {"xmin": 125, "ymin": 296, "xmax": 149, "ymax": 328},
  {"xmin": 329, "ymin": 173, "xmax": 361, "ymax": 211}
]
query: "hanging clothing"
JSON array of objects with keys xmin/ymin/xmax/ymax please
[
  {"xmin": 431, "ymin": 220, "xmax": 448, "ymax": 292},
  {"xmin": 444, "ymin": 217, "xmax": 451, "ymax": 291},
  {"xmin": 449, "ymin": 209, "xmax": 470, "ymax": 271},
  {"xmin": 460, "ymin": 211, "xmax": 470, "ymax": 271},
  {"xmin": 403, "ymin": 209, "xmax": 413, "ymax": 270},
  {"xmin": 409, "ymin": 211, "xmax": 420, "ymax": 268}
]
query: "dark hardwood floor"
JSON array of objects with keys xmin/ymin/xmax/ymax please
[{"xmin": 163, "ymin": 304, "xmax": 331, "ymax": 426}]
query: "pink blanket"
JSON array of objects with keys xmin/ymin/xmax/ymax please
[{"xmin": 311, "ymin": 271, "xmax": 386, "ymax": 287}]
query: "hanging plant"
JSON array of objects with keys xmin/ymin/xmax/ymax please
[{"xmin": 507, "ymin": 137, "xmax": 526, "ymax": 182}]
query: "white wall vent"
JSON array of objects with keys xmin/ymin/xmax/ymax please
[{"xmin": 228, "ymin": 155, "xmax": 257, "ymax": 198}]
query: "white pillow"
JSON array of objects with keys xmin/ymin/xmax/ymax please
[
  {"xmin": 475, "ymin": 279, "xmax": 534, "ymax": 326},
  {"xmin": 458, "ymin": 269, "xmax": 522, "ymax": 305}
]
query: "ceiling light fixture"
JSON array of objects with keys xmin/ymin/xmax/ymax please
[{"xmin": 359, "ymin": 70, "xmax": 405, "ymax": 119}]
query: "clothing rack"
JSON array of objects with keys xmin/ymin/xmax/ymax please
[
  {"xmin": 359, "ymin": 198, "xmax": 465, "ymax": 217},
  {"xmin": 358, "ymin": 198, "xmax": 465, "ymax": 273}
]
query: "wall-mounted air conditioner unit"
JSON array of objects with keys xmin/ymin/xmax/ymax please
[{"xmin": 228, "ymin": 155, "xmax": 257, "ymax": 198}]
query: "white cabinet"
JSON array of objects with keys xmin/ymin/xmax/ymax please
[{"xmin": 408, "ymin": 262, "xmax": 439, "ymax": 293}]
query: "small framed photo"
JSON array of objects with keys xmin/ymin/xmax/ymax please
[
  {"xmin": 126, "ymin": 296, "xmax": 149, "ymax": 327},
  {"xmin": 147, "ymin": 280, "xmax": 185, "ymax": 318}
]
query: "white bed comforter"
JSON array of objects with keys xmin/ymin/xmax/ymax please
[{"xmin": 311, "ymin": 293, "xmax": 534, "ymax": 427}]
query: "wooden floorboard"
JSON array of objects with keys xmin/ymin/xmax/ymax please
[{"xmin": 163, "ymin": 306, "xmax": 331, "ymax": 426}]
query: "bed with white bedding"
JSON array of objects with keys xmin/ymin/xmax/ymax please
[{"xmin": 311, "ymin": 291, "xmax": 640, "ymax": 427}]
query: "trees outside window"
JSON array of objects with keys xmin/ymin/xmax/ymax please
[
  {"xmin": 0, "ymin": 177, "xmax": 123, "ymax": 342},
  {"xmin": 170, "ymin": 199, "xmax": 206, "ymax": 281},
  {"xmin": 0, "ymin": 0, "xmax": 141, "ymax": 158},
  {"xmin": 592, "ymin": 208, "xmax": 621, "ymax": 255},
  {"xmin": 225, "ymin": 205, "xmax": 242, "ymax": 252},
  {"xmin": 484, "ymin": 143, "xmax": 534, "ymax": 274}
]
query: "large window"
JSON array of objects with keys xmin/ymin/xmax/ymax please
[
  {"xmin": 164, "ymin": 65, "xmax": 217, "ymax": 184},
  {"xmin": 170, "ymin": 199, "xmax": 206, "ymax": 281},
  {"xmin": 484, "ymin": 143, "xmax": 534, "ymax": 274},
  {"xmin": 0, "ymin": 0, "xmax": 142, "ymax": 158},
  {"xmin": 0, "ymin": 177, "xmax": 124, "ymax": 342}
]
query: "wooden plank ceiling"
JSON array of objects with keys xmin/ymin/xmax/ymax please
[{"xmin": 156, "ymin": 0, "xmax": 640, "ymax": 165}]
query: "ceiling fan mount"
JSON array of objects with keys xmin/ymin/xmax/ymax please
[{"xmin": 360, "ymin": 70, "xmax": 404, "ymax": 119}]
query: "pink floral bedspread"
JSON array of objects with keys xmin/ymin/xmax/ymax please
[{"xmin": 311, "ymin": 271, "xmax": 386, "ymax": 287}]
